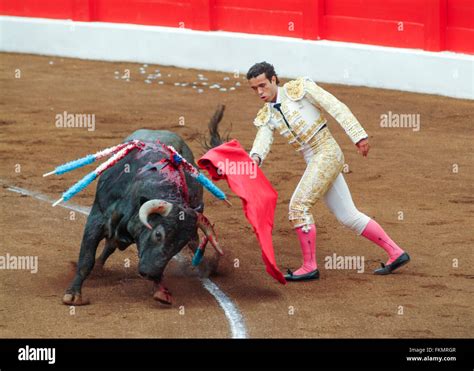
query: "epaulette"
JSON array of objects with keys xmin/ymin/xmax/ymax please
[
  {"xmin": 283, "ymin": 77, "xmax": 307, "ymax": 101},
  {"xmin": 253, "ymin": 104, "xmax": 271, "ymax": 127}
]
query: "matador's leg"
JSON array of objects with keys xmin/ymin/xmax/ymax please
[
  {"xmin": 323, "ymin": 173, "xmax": 409, "ymax": 274},
  {"xmin": 285, "ymin": 129, "xmax": 344, "ymax": 280}
]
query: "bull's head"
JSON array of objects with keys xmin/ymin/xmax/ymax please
[{"xmin": 135, "ymin": 199, "xmax": 218, "ymax": 281}]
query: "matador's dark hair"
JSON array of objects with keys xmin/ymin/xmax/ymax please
[{"xmin": 246, "ymin": 62, "xmax": 280, "ymax": 85}]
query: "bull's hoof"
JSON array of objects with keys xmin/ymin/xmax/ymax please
[
  {"xmin": 62, "ymin": 292, "xmax": 90, "ymax": 306},
  {"xmin": 153, "ymin": 284, "xmax": 173, "ymax": 306}
]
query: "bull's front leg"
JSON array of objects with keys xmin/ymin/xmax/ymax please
[
  {"xmin": 95, "ymin": 238, "xmax": 117, "ymax": 271},
  {"xmin": 63, "ymin": 206, "xmax": 105, "ymax": 306}
]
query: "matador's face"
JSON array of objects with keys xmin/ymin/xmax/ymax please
[{"xmin": 248, "ymin": 73, "xmax": 278, "ymax": 103}]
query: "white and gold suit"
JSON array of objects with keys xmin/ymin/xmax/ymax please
[{"xmin": 250, "ymin": 77, "xmax": 371, "ymax": 232}]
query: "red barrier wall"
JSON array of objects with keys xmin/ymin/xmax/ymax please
[
  {"xmin": 446, "ymin": 0, "xmax": 474, "ymax": 53},
  {"xmin": 1, "ymin": 0, "xmax": 472, "ymax": 54}
]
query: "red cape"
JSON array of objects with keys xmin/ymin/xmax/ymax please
[{"xmin": 197, "ymin": 140, "xmax": 286, "ymax": 284}]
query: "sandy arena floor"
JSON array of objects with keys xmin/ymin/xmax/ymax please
[{"xmin": 0, "ymin": 53, "xmax": 473, "ymax": 338}]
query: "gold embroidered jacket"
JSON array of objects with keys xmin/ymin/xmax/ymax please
[{"xmin": 250, "ymin": 77, "xmax": 368, "ymax": 164}]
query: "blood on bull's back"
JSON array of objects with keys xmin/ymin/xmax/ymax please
[{"xmin": 96, "ymin": 129, "xmax": 203, "ymax": 212}]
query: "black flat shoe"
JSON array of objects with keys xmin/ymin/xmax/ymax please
[
  {"xmin": 284, "ymin": 268, "xmax": 320, "ymax": 281},
  {"xmin": 374, "ymin": 252, "xmax": 411, "ymax": 275}
]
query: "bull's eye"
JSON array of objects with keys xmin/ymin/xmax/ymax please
[
  {"xmin": 153, "ymin": 225, "xmax": 165, "ymax": 244},
  {"xmin": 155, "ymin": 231, "xmax": 162, "ymax": 242}
]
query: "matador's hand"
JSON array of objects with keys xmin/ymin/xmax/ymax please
[
  {"xmin": 356, "ymin": 138, "xmax": 370, "ymax": 157},
  {"xmin": 251, "ymin": 154, "xmax": 262, "ymax": 166}
]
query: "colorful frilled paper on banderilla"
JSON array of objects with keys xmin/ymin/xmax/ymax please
[{"xmin": 197, "ymin": 140, "xmax": 286, "ymax": 285}]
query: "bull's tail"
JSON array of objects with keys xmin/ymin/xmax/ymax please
[{"xmin": 202, "ymin": 104, "xmax": 231, "ymax": 150}]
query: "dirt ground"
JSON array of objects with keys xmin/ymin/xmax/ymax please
[{"xmin": 0, "ymin": 53, "xmax": 473, "ymax": 338}]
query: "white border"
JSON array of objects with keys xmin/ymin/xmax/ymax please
[{"xmin": 0, "ymin": 16, "xmax": 473, "ymax": 99}]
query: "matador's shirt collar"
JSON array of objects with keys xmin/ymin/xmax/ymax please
[{"xmin": 271, "ymin": 87, "xmax": 283, "ymax": 107}]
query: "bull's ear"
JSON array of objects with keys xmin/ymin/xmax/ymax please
[{"xmin": 175, "ymin": 206, "xmax": 198, "ymax": 225}]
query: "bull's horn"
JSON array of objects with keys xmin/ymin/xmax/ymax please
[
  {"xmin": 139, "ymin": 200, "xmax": 173, "ymax": 229},
  {"xmin": 196, "ymin": 213, "xmax": 224, "ymax": 255}
]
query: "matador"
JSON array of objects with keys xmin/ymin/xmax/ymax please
[{"xmin": 247, "ymin": 62, "xmax": 410, "ymax": 281}]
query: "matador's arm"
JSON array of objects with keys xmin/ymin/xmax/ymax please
[
  {"xmin": 303, "ymin": 78, "xmax": 368, "ymax": 144},
  {"xmin": 249, "ymin": 105, "xmax": 274, "ymax": 166}
]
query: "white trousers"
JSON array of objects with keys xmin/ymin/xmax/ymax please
[
  {"xmin": 288, "ymin": 126, "xmax": 371, "ymax": 234},
  {"xmin": 322, "ymin": 173, "xmax": 371, "ymax": 235}
]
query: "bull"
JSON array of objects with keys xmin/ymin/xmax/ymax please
[{"xmin": 63, "ymin": 106, "xmax": 225, "ymax": 306}]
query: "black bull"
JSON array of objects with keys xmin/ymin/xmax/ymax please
[{"xmin": 63, "ymin": 108, "xmax": 225, "ymax": 306}]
